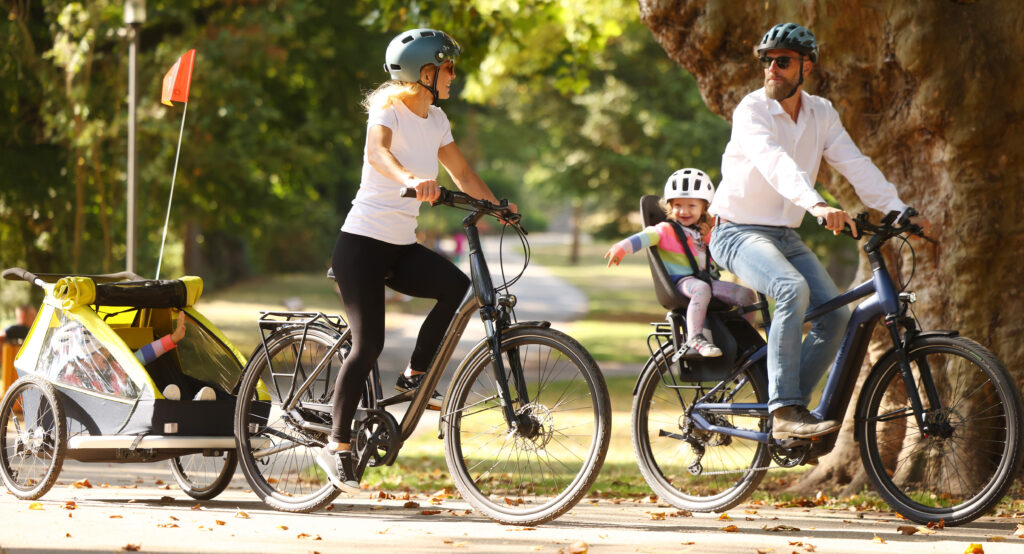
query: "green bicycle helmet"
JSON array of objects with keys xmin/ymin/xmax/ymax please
[
  {"xmin": 756, "ymin": 22, "xmax": 818, "ymax": 63},
  {"xmin": 383, "ymin": 29, "xmax": 461, "ymax": 105}
]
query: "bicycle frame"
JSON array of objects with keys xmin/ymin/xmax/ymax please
[
  {"xmin": 266, "ymin": 199, "xmax": 532, "ymax": 446},
  {"xmin": 685, "ymin": 237, "xmax": 932, "ymax": 445}
]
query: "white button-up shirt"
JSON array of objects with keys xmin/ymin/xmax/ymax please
[{"xmin": 710, "ymin": 88, "xmax": 907, "ymax": 228}]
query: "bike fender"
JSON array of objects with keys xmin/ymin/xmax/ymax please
[
  {"xmin": 852, "ymin": 330, "xmax": 959, "ymax": 442},
  {"xmin": 436, "ymin": 322, "xmax": 552, "ymax": 438}
]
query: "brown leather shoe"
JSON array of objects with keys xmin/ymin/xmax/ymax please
[{"xmin": 772, "ymin": 406, "xmax": 840, "ymax": 440}]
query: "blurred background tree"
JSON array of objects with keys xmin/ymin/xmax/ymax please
[{"xmin": 1, "ymin": 0, "xmax": 842, "ymax": 310}]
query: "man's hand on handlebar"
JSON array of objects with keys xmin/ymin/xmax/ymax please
[
  {"xmin": 406, "ymin": 176, "xmax": 441, "ymax": 203},
  {"xmin": 907, "ymin": 215, "xmax": 932, "ymax": 239},
  {"xmin": 811, "ymin": 204, "xmax": 858, "ymax": 238}
]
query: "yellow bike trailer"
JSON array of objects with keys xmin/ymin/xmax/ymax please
[{"xmin": 0, "ymin": 267, "xmax": 266, "ymax": 501}]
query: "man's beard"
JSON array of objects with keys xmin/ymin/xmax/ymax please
[{"xmin": 765, "ymin": 72, "xmax": 800, "ymax": 101}]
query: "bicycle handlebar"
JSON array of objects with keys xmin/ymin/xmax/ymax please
[
  {"xmin": 399, "ymin": 186, "xmax": 525, "ymax": 232},
  {"xmin": 816, "ymin": 207, "xmax": 930, "ymax": 253},
  {"xmin": 2, "ymin": 267, "xmax": 45, "ymax": 288}
]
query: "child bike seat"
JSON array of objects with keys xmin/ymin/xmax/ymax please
[{"xmin": 639, "ymin": 195, "xmax": 730, "ymax": 313}]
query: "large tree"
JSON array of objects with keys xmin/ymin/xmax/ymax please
[{"xmin": 638, "ymin": 0, "xmax": 1024, "ymax": 491}]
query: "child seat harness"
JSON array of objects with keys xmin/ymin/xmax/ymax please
[{"xmin": 667, "ymin": 220, "xmax": 714, "ymax": 285}]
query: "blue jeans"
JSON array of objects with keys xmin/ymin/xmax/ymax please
[{"xmin": 710, "ymin": 223, "xmax": 850, "ymax": 412}]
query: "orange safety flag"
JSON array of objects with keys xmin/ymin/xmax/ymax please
[{"xmin": 161, "ymin": 49, "xmax": 196, "ymax": 106}]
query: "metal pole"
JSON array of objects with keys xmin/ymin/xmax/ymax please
[{"xmin": 126, "ymin": 22, "xmax": 138, "ymax": 274}]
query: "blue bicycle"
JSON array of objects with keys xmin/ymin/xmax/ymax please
[{"xmin": 630, "ymin": 204, "xmax": 1023, "ymax": 526}]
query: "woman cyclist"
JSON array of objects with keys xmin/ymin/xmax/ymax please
[{"xmin": 317, "ymin": 29, "xmax": 516, "ymax": 492}]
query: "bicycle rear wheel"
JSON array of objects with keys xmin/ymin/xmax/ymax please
[
  {"xmin": 443, "ymin": 327, "xmax": 610, "ymax": 525},
  {"xmin": 234, "ymin": 324, "xmax": 351, "ymax": 513},
  {"xmin": 632, "ymin": 345, "xmax": 769, "ymax": 512},
  {"xmin": 0, "ymin": 376, "xmax": 67, "ymax": 500},
  {"xmin": 857, "ymin": 335, "xmax": 1023, "ymax": 525},
  {"xmin": 169, "ymin": 450, "xmax": 237, "ymax": 500}
]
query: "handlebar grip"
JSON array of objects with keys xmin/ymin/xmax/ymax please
[
  {"xmin": 2, "ymin": 267, "xmax": 41, "ymax": 285},
  {"xmin": 816, "ymin": 216, "xmax": 857, "ymax": 238},
  {"xmin": 399, "ymin": 186, "xmax": 418, "ymax": 198}
]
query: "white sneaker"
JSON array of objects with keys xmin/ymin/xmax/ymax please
[
  {"xmin": 162, "ymin": 384, "xmax": 181, "ymax": 401},
  {"xmin": 193, "ymin": 386, "xmax": 216, "ymax": 401}
]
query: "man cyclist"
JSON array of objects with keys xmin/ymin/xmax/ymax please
[{"xmin": 708, "ymin": 23, "xmax": 930, "ymax": 440}]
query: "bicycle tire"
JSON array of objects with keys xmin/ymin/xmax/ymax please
[
  {"xmin": 632, "ymin": 343, "xmax": 770, "ymax": 512},
  {"xmin": 856, "ymin": 335, "xmax": 1023, "ymax": 525},
  {"xmin": 442, "ymin": 327, "xmax": 610, "ymax": 525},
  {"xmin": 169, "ymin": 450, "xmax": 237, "ymax": 501},
  {"xmin": 0, "ymin": 375, "xmax": 67, "ymax": 500},
  {"xmin": 234, "ymin": 324, "xmax": 350, "ymax": 513}
]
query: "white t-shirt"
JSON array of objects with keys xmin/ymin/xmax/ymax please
[
  {"xmin": 710, "ymin": 89, "xmax": 906, "ymax": 228},
  {"xmin": 341, "ymin": 101, "xmax": 455, "ymax": 244}
]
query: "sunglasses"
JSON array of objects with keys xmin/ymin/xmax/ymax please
[{"xmin": 759, "ymin": 55, "xmax": 802, "ymax": 70}]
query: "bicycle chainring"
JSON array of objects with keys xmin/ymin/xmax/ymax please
[{"xmin": 353, "ymin": 409, "xmax": 401, "ymax": 468}]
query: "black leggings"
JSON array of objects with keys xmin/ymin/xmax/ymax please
[{"xmin": 329, "ymin": 231, "xmax": 470, "ymax": 443}]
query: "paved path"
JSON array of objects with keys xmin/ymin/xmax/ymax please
[{"xmin": 2, "ymin": 473, "xmax": 1021, "ymax": 553}]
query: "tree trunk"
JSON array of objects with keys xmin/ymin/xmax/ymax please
[{"xmin": 639, "ymin": 0, "xmax": 1024, "ymax": 492}]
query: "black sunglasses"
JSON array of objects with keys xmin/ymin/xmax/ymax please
[{"xmin": 759, "ymin": 55, "xmax": 802, "ymax": 70}]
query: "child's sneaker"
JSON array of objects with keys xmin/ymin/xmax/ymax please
[
  {"xmin": 684, "ymin": 333, "xmax": 723, "ymax": 358},
  {"xmin": 394, "ymin": 372, "xmax": 443, "ymax": 410},
  {"xmin": 193, "ymin": 386, "xmax": 216, "ymax": 401},
  {"xmin": 315, "ymin": 446, "xmax": 361, "ymax": 494},
  {"xmin": 162, "ymin": 384, "xmax": 181, "ymax": 401}
]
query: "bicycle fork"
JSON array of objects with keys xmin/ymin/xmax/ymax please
[
  {"xmin": 884, "ymin": 315, "xmax": 944, "ymax": 436},
  {"xmin": 465, "ymin": 222, "xmax": 529, "ymax": 432}
]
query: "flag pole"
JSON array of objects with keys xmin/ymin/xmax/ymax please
[{"xmin": 155, "ymin": 100, "xmax": 188, "ymax": 280}]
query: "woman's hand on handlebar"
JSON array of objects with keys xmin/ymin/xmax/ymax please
[
  {"xmin": 405, "ymin": 176, "xmax": 441, "ymax": 203},
  {"xmin": 811, "ymin": 204, "xmax": 858, "ymax": 238}
]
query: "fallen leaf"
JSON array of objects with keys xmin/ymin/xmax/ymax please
[
  {"xmin": 721, "ymin": 525, "xmax": 739, "ymax": 532},
  {"xmin": 234, "ymin": 510, "xmax": 250, "ymax": 519},
  {"xmin": 1014, "ymin": 524, "xmax": 1024, "ymax": 538},
  {"xmin": 155, "ymin": 479, "xmax": 164, "ymax": 485},
  {"xmin": 648, "ymin": 512, "xmax": 666, "ymax": 521},
  {"xmin": 277, "ymin": 525, "xmax": 288, "ymax": 531},
  {"xmin": 110, "ymin": 515, "xmax": 123, "ymax": 519},
  {"xmin": 421, "ymin": 510, "xmax": 442, "ymax": 515},
  {"xmin": 297, "ymin": 533, "xmax": 322, "ymax": 541},
  {"xmin": 191, "ymin": 504, "xmax": 202, "ymax": 510},
  {"xmin": 157, "ymin": 523, "xmax": 179, "ymax": 529},
  {"xmin": 377, "ymin": 528, "xmax": 389, "ymax": 535},
  {"xmin": 558, "ymin": 540, "xmax": 588, "ymax": 554},
  {"xmin": 29, "ymin": 502, "xmax": 44, "ymax": 510},
  {"xmin": 325, "ymin": 503, "xmax": 335, "ymax": 511},
  {"xmin": 988, "ymin": 536, "xmax": 1006, "ymax": 542},
  {"xmin": 897, "ymin": 525, "xmax": 918, "ymax": 535},
  {"xmin": 122, "ymin": 545, "xmax": 141, "ymax": 551},
  {"xmin": 159, "ymin": 496, "xmax": 174, "ymax": 502},
  {"xmin": 916, "ymin": 526, "xmax": 936, "ymax": 535},
  {"xmin": 508, "ymin": 527, "xmax": 537, "ymax": 531},
  {"xmin": 718, "ymin": 513, "xmax": 732, "ymax": 521},
  {"xmin": 66, "ymin": 533, "xmax": 71, "ymax": 538},
  {"xmin": 215, "ymin": 520, "xmax": 226, "ymax": 526},
  {"xmin": 72, "ymin": 478, "xmax": 93, "ymax": 489},
  {"xmin": 756, "ymin": 548, "xmax": 774, "ymax": 554},
  {"xmin": 681, "ymin": 542, "xmax": 695, "ymax": 546},
  {"xmin": 63, "ymin": 501, "xmax": 76, "ymax": 510},
  {"xmin": 503, "ymin": 497, "xmax": 524, "ymax": 506},
  {"xmin": 964, "ymin": 544, "xmax": 984, "ymax": 554},
  {"xmin": 764, "ymin": 525, "xmax": 800, "ymax": 532},
  {"xmin": 872, "ymin": 535, "xmax": 886, "ymax": 544},
  {"xmin": 403, "ymin": 501, "xmax": 420, "ymax": 509}
]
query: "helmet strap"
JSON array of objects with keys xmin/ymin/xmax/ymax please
[
  {"xmin": 783, "ymin": 57, "xmax": 804, "ymax": 100},
  {"xmin": 417, "ymin": 66, "xmax": 441, "ymax": 106}
]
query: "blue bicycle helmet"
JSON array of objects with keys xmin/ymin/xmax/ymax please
[{"xmin": 383, "ymin": 29, "xmax": 461, "ymax": 105}]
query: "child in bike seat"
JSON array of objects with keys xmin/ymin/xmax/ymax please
[
  {"xmin": 135, "ymin": 313, "xmax": 216, "ymax": 402},
  {"xmin": 605, "ymin": 168, "xmax": 757, "ymax": 358}
]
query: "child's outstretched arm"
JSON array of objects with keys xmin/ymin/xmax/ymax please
[
  {"xmin": 134, "ymin": 312, "xmax": 188, "ymax": 365},
  {"xmin": 605, "ymin": 227, "xmax": 660, "ymax": 267}
]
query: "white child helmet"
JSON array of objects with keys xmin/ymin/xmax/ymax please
[{"xmin": 664, "ymin": 168, "xmax": 715, "ymax": 203}]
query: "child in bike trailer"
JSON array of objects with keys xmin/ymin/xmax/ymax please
[
  {"xmin": 605, "ymin": 168, "xmax": 757, "ymax": 358},
  {"xmin": 317, "ymin": 29, "xmax": 517, "ymax": 493}
]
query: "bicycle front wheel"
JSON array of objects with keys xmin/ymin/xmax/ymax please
[
  {"xmin": 443, "ymin": 327, "xmax": 610, "ymax": 525},
  {"xmin": 234, "ymin": 324, "xmax": 349, "ymax": 513},
  {"xmin": 632, "ymin": 344, "xmax": 769, "ymax": 512},
  {"xmin": 857, "ymin": 335, "xmax": 1023, "ymax": 525}
]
